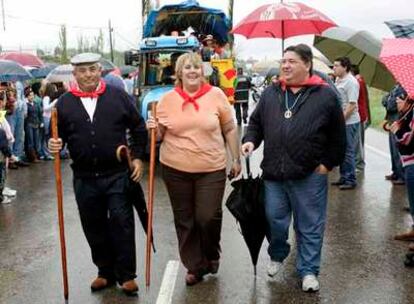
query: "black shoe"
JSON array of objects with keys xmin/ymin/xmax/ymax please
[
  {"xmin": 8, "ymin": 162, "xmax": 18, "ymax": 169},
  {"xmin": 16, "ymin": 160, "xmax": 30, "ymax": 167},
  {"xmin": 331, "ymin": 180, "xmax": 344, "ymax": 186},
  {"xmin": 243, "ymin": 118, "xmax": 248, "ymax": 124},
  {"xmin": 339, "ymin": 183, "xmax": 356, "ymax": 190}
]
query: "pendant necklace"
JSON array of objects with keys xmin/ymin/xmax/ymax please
[{"xmin": 284, "ymin": 90, "xmax": 303, "ymax": 119}]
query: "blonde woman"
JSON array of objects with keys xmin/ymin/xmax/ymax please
[{"xmin": 147, "ymin": 52, "xmax": 241, "ymax": 285}]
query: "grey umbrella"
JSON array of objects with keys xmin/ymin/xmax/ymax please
[
  {"xmin": 0, "ymin": 59, "xmax": 33, "ymax": 82},
  {"xmin": 314, "ymin": 26, "xmax": 395, "ymax": 91},
  {"xmin": 46, "ymin": 64, "xmax": 74, "ymax": 83},
  {"xmin": 385, "ymin": 19, "xmax": 414, "ymax": 39}
]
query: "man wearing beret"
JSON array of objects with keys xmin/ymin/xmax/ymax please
[{"xmin": 48, "ymin": 53, "xmax": 147, "ymax": 295}]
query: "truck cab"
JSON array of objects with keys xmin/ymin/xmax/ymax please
[
  {"xmin": 125, "ymin": 0, "xmax": 235, "ymax": 121},
  {"xmin": 125, "ymin": 35, "xmax": 199, "ymax": 120}
]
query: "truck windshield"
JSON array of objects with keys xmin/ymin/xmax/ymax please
[{"xmin": 140, "ymin": 51, "xmax": 185, "ymax": 86}]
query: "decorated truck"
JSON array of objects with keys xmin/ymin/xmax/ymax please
[{"xmin": 124, "ymin": 0, "xmax": 236, "ymax": 120}]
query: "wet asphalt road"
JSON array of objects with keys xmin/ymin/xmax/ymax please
[{"xmin": 1, "ymin": 126, "xmax": 414, "ymax": 303}]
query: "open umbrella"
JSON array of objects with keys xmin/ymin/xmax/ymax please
[
  {"xmin": 232, "ymin": 2, "xmax": 336, "ymax": 53},
  {"xmin": 0, "ymin": 52, "xmax": 44, "ymax": 68},
  {"xmin": 0, "ymin": 59, "xmax": 33, "ymax": 82},
  {"xmin": 314, "ymin": 26, "xmax": 395, "ymax": 91},
  {"xmin": 385, "ymin": 19, "xmax": 414, "ymax": 39},
  {"xmin": 226, "ymin": 157, "xmax": 266, "ymax": 275},
  {"xmin": 380, "ymin": 38, "xmax": 414, "ymax": 98},
  {"xmin": 100, "ymin": 58, "xmax": 117, "ymax": 73},
  {"xmin": 46, "ymin": 64, "xmax": 74, "ymax": 83},
  {"xmin": 31, "ymin": 63, "xmax": 59, "ymax": 79}
]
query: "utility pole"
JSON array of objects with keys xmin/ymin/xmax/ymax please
[
  {"xmin": 108, "ymin": 19, "xmax": 114, "ymax": 62},
  {"xmin": 1, "ymin": 0, "xmax": 6, "ymax": 31}
]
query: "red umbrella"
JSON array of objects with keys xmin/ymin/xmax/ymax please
[
  {"xmin": 232, "ymin": 2, "xmax": 336, "ymax": 53},
  {"xmin": 380, "ymin": 38, "xmax": 414, "ymax": 98},
  {"xmin": 0, "ymin": 52, "xmax": 44, "ymax": 68}
]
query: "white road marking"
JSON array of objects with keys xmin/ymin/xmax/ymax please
[
  {"xmin": 365, "ymin": 144, "xmax": 391, "ymax": 160},
  {"xmin": 156, "ymin": 260, "xmax": 179, "ymax": 304}
]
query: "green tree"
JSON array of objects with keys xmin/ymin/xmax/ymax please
[{"xmin": 59, "ymin": 24, "xmax": 69, "ymax": 63}]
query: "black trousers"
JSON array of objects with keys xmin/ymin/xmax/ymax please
[
  {"xmin": 162, "ymin": 165, "xmax": 226, "ymax": 274},
  {"xmin": 234, "ymin": 102, "xmax": 248, "ymax": 124},
  {"xmin": 73, "ymin": 171, "xmax": 136, "ymax": 284}
]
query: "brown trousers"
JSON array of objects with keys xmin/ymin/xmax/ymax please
[{"xmin": 162, "ymin": 165, "xmax": 226, "ymax": 274}]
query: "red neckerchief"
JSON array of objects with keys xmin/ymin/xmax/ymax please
[
  {"xmin": 69, "ymin": 79, "xmax": 106, "ymax": 98},
  {"xmin": 278, "ymin": 75, "xmax": 328, "ymax": 91},
  {"xmin": 175, "ymin": 83, "xmax": 212, "ymax": 111}
]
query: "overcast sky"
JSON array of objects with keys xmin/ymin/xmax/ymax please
[{"xmin": 0, "ymin": 0, "xmax": 412, "ymax": 59}]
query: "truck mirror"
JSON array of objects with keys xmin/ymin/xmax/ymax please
[{"xmin": 124, "ymin": 50, "xmax": 140, "ymax": 66}]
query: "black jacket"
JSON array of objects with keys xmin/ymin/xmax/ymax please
[
  {"xmin": 56, "ymin": 85, "xmax": 147, "ymax": 178},
  {"xmin": 243, "ymin": 82, "xmax": 346, "ymax": 181}
]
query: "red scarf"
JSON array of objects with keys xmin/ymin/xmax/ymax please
[
  {"xmin": 69, "ymin": 79, "xmax": 106, "ymax": 98},
  {"xmin": 175, "ymin": 83, "xmax": 212, "ymax": 111},
  {"xmin": 279, "ymin": 75, "xmax": 327, "ymax": 91}
]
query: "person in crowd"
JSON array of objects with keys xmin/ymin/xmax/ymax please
[
  {"xmin": 147, "ymin": 52, "xmax": 241, "ymax": 286},
  {"xmin": 23, "ymin": 87, "xmax": 42, "ymax": 163},
  {"xmin": 123, "ymin": 73, "xmax": 134, "ymax": 96},
  {"xmin": 332, "ymin": 57, "xmax": 360, "ymax": 190},
  {"xmin": 6, "ymin": 81, "xmax": 29, "ymax": 167},
  {"xmin": 241, "ymin": 44, "xmax": 346, "ymax": 292},
  {"xmin": 390, "ymin": 89, "xmax": 414, "ymax": 244},
  {"xmin": 351, "ymin": 65, "xmax": 370, "ymax": 173},
  {"xmin": 0, "ymin": 127, "xmax": 12, "ymax": 204},
  {"xmin": 48, "ymin": 53, "xmax": 147, "ymax": 295},
  {"xmin": 382, "ymin": 83, "xmax": 406, "ymax": 185},
  {"xmin": 162, "ymin": 52, "xmax": 181, "ymax": 85},
  {"xmin": 200, "ymin": 35, "xmax": 215, "ymax": 61},
  {"xmin": 40, "ymin": 82, "xmax": 58, "ymax": 160},
  {"xmin": 0, "ymin": 90, "xmax": 15, "ymax": 202},
  {"xmin": 234, "ymin": 67, "xmax": 252, "ymax": 125}
]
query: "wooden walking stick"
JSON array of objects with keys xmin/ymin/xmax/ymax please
[
  {"xmin": 146, "ymin": 102, "xmax": 157, "ymax": 288},
  {"xmin": 51, "ymin": 108, "xmax": 69, "ymax": 301}
]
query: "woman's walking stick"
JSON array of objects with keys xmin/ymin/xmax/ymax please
[
  {"xmin": 51, "ymin": 108, "xmax": 69, "ymax": 301},
  {"xmin": 146, "ymin": 103, "xmax": 157, "ymax": 288}
]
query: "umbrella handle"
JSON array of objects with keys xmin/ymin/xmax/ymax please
[{"xmin": 245, "ymin": 156, "xmax": 251, "ymax": 177}]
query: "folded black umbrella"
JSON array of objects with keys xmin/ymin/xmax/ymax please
[
  {"xmin": 226, "ymin": 157, "xmax": 266, "ymax": 275},
  {"xmin": 117, "ymin": 145, "xmax": 155, "ymax": 252}
]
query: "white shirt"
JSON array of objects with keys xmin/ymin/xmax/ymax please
[
  {"xmin": 80, "ymin": 97, "xmax": 98, "ymax": 122},
  {"xmin": 335, "ymin": 73, "xmax": 360, "ymax": 125}
]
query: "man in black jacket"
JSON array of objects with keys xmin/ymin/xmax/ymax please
[
  {"xmin": 241, "ymin": 44, "xmax": 346, "ymax": 292},
  {"xmin": 48, "ymin": 53, "xmax": 147, "ymax": 295}
]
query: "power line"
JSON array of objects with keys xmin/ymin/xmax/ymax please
[
  {"xmin": 5, "ymin": 13, "xmax": 104, "ymax": 30},
  {"xmin": 114, "ymin": 31, "xmax": 137, "ymax": 48}
]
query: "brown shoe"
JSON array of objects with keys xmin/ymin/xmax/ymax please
[
  {"xmin": 185, "ymin": 273, "xmax": 202, "ymax": 286},
  {"xmin": 385, "ymin": 173, "xmax": 396, "ymax": 181},
  {"xmin": 90, "ymin": 277, "xmax": 115, "ymax": 292},
  {"xmin": 121, "ymin": 280, "xmax": 138, "ymax": 295},
  {"xmin": 394, "ymin": 230, "xmax": 414, "ymax": 241},
  {"xmin": 208, "ymin": 260, "xmax": 220, "ymax": 274},
  {"xmin": 409, "ymin": 243, "xmax": 414, "ymax": 251}
]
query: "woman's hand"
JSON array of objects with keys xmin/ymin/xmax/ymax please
[
  {"xmin": 241, "ymin": 142, "xmax": 254, "ymax": 157},
  {"xmin": 390, "ymin": 121, "xmax": 401, "ymax": 134},
  {"xmin": 48, "ymin": 138, "xmax": 63, "ymax": 154},
  {"xmin": 315, "ymin": 164, "xmax": 329, "ymax": 174},
  {"xmin": 146, "ymin": 116, "xmax": 158, "ymax": 130},
  {"xmin": 228, "ymin": 159, "xmax": 242, "ymax": 180}
]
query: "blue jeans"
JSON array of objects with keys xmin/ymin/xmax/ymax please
[
  {"xmin": 405, "ymin": 164, "xmax": 414, "ymax": 226},
  {"xmin": 6, "ymin": 106, "xmax": 25, "ymax": 159},
  {"xmin": 340, "ymin": 123, "xmax": 359, "ymax": 186},
  {"xmin": 264, "ymin": 172, "xmax": 328, "ymax": 277},
  {"xmin": 389, "ymin": 132, "xmax": 405, "ymax": 180}
]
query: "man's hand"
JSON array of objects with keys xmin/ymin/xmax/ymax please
[
  {"xmin": 241, "ymin": 142, "xmax": 254, "ymax": 157},
  {"xmin": 315, "ymin": 164, "xmax": 329, "ymax": 175},
  {"xmin": 130, "ymin": 159, "xmax": 143, "ymax": 182},
  {"xmin": 48, "ymin": 138, "xmax": 63, "ymax": 154}
]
